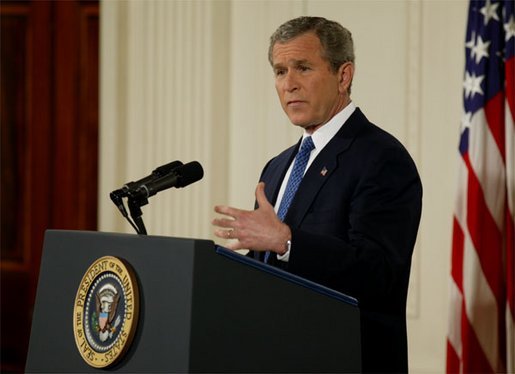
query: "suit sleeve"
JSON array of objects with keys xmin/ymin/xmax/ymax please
[{"xmin": 287, "ymin": 146, "xmax": 422, "ymax": 312}]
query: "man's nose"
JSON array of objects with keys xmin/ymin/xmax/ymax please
[{"xmin": 283, "ymin": 71, "xmax": 299, "ymax": 92}]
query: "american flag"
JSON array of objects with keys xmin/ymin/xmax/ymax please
[{"xmin": 447, "ymin": 0, "xmax": 515, "ymax": 373}]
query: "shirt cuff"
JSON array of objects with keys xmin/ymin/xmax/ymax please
[{"xmin": 277, "ymin": 248, "xmax": 290, "ymax": 262}]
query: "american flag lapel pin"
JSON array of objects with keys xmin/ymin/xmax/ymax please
[{"xmin": 320, "ymin": 167, "xmax": 328, "ymax": 176}]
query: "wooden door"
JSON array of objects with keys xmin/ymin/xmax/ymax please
[{"xmin": 0, "ymin": 1, "xmax": 99, "ymax": 371}]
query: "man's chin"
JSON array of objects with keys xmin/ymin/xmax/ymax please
[
  {"xmin": 290, "ymin": 120, "xmax": 317, "ymax": 129},
  {"xmin": 288, "ymin": 118, "xmax": 311, "ymax": 128},
  {"xmin": 288, "ymin": 120, "xmax": 324, "ymax": 134}
]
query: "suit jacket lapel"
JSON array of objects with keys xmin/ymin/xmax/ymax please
[
  {"xmin": 283, "ymin": 109, "xmax": 365, "ymax": 228},
  {"xmin": 262, "ymin": 140, "xmax": 300, "ymax": 206}
]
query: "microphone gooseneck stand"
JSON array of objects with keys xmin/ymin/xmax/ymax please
[
  {"xmin": 127, "ymin": 194, "xmax": 148, "ymax": 235},
  {"xmin": 110, "ymin": 190, "xmax": 146, "ymax": 235}
]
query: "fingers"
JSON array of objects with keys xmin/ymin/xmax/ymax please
[
  {"xmin": 213, "ymin": 228, "xmax": 243, "ymax": 251},
  {"xmin": 255, "ymin": 182, "xmax": 271, "ymax": 209},
  {"xmin": 212, "ymin": 205, "xmax": 240, "ymax": 243},
  {"xmin": 212, "ymin": 182, "xmax": 273, "ymax": 251},
  {"xmin": 224, "ymin": 240, "xmax": 242, "ymax": 251},
  {"xmin": 213, "ymin": 228, "xmax": 234, "ymax": 239},
  {"xmin": 214, "ymin": 204, "xmax": 241, "ymax": 218},
  {"xmin": 212, "ymin": 217, "xmax": 235, "ymax": 229},
  {"xmin": 214, "ymin": 182, "xmax": 269, "ymax": 221}
]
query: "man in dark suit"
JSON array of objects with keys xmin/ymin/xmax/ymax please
[{"xmin": 212, "ymin": 16, "xmax": 422, "ymax": 373}]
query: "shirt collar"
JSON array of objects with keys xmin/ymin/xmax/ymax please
[{"xmin": 302, "ymin": 102, "xmax": 356, "ymax": 151}]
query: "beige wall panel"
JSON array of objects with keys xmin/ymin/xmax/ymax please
[
  {"xmin": 228, "ymin": 0, "xmax": 305, "ymax": 210},
  {"xmin": 409, "ymin": 1, "xmax": 467, "ymax": 372},
  {"xmin": 307, "ymin": 0, "xmax": 409, "ymax": 141},
  {"xmin": 100, "ymin": 0, "xmax": 230, "ymax": 239}
]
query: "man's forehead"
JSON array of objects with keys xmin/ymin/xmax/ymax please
[{"xmin": 272, "ymin": 34, "xmax": 322, "ymax": 65}]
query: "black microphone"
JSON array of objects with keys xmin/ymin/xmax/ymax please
[
  {"xmin": 110, "ymin": 160, "xmax": 183, "ymax": 217},
  {"xmin": 115, "ymin": 160, "xmax": 183, "ymax": 196},
  {"xmin": 129, "ymin": 161, "xmax": 204, "ymax": 199}
]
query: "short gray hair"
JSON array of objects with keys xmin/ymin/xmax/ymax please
[{"xmin": 268, "ymin": 16, "xmax": 355, "ymax": 73}]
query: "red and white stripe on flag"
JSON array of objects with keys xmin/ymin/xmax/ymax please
[{"xmin": 447, "ymin": 1, "xmax": 515, "ymax": 373}]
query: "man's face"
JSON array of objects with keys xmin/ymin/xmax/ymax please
[{"xmin": 272, "ymin": 32, "xmax": 351, "ymax": 131}]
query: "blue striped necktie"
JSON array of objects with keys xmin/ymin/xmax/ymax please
[{"xmin": 264, "ymin": 136, "xmax": 315, "ymax": 263}]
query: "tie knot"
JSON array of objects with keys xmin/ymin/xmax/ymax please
[{"xmin": 299, "ymin": 136, "xmax": 315, "ymax": 155}]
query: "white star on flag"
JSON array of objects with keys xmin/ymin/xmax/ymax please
[
  {"xmin": 460, "ymin": 111, "xmax": 473, "ymax": 131},
  {"xmin": 471, "ymin": 35, "xmax": 491, "ymax": 63},
  {"xmin": 463, "ymin": 71, "xmax": 485, "ymax": 98},
  {"xmin": 505, "ymin": 14, "xmax": 515, "ymax": 41},
  {"xmin": 480, "ymin": 0, "xmax": 500, "ymax": 25},
  {"xmin": 471, "ymin": 36, "xmax": 490, "ymax": 64},
  {"xmin": 465, "ymin": 31, "xmax": 476, "ymax": 50}
]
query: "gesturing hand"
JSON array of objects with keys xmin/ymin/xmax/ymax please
[{"xmin": 212, "ymin": 182, "xmax": 291, "ymax": 254}]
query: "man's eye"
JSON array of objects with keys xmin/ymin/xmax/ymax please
[
  {"xmin": 275, "ymin": 69, "xmax": 286, "ymax": 76},
  {"xmin": 298, "ymin": 65, "xmax": 310, "ymax": 72}
]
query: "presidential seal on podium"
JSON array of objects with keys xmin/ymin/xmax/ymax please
[{"xmin": 73, "ymin": 255, "xmax": 139, "ymax": 368}]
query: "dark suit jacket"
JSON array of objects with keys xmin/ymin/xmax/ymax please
[{"xmin": 252, "ymin": 108, "xmax": 422, "ymax": 372}]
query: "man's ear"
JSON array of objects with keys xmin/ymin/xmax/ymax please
[{"xmin": 338, "ymin": 62, "xmax": 354, "ymax": 94}]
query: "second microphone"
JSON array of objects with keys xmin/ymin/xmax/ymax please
[{"xmin": 128, "ymin": 161, "xmax": 204, "ymax": 200}]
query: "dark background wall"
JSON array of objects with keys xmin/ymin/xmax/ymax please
[{"xmin": 1, "ymin": 0, "xmax": 99, "ymax": 371}]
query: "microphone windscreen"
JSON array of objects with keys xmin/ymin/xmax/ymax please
[
  {"xmin": 154, "ymin": 160, "xmax": 183, "ymax": 177},
  {"xmin": 177, "ymin": 161, "xmax": 204, "ymax": 188}
]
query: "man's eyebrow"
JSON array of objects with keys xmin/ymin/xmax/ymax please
[
  {"xmin": 273, "ymin": 59, "xmax": 312, "ymax": 69},
  {"xmin": 293, "ymin": 59, "xmax": 311, "ymax": 66}
]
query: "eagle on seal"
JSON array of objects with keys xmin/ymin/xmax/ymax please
[{"xmin": 95, "ymin": 283, "xmax": 121, "ymax": 342}]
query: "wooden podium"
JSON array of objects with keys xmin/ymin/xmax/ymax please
[{"xmin": 26, "ymin": 230, "xmax": 361, "ymax": 373}]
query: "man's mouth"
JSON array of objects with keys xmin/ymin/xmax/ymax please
[{"xmin": 287, "ymin": 100, "xmax": 305, "ymax": 106}]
